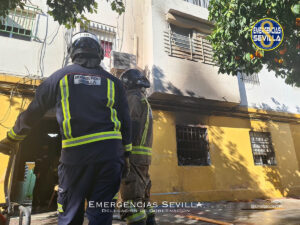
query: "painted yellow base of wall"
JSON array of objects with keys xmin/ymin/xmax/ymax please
[
  {"xmin": 1, "ymin": 93, "xmax": 300, "ymax": 204},
  {"xmin": 150, "ymin": 110, "xmax": 300, "ymax": 202},
  {"xmin": 0, "ymin": 93, "xmax": 31, "ymax": 204}
]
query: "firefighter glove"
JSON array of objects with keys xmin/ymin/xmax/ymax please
[{"xmin": 0, "ymin": 137, "xmax": 18, "ymax": 155}]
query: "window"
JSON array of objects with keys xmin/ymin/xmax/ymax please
[
  {"xmin": 0, "ymin": 5, "xmax": 39, "ymax": 40},
  {"xmin": 81, "ymin": 21, "xmax": 116, "ymax": 58},
  {"xmin": 164, "ymin": 24, "xmax": 215, "ymax": 65},
  {"xmin": 249, "ymin": 132, "xmax": 276, "ymax": 166},
  {"xmin": 176, "ymin": 125, "xmax": 210, "ymax": 166},
  {"xmin": 183, "ymin": 0, "xmax": 210, "ymax": 9},
  {"xmin": 101, "ymin": 40, "xmax": 113, "ymax": 58},
  {"xmin": 241, "ymin": 73, "xmax": 260, "ymax": 85}
]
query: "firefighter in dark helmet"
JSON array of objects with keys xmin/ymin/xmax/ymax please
[
  {"xmin": 0, "ymin": 32, "xmax": 132, "ymax": 225},
  {"xmin": 120, "ymin": 69, "xmax": 157, "ymax": 225}
]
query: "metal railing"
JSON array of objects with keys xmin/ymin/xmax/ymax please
[
  {"xmin": 164, "ymin": 27, "xmax": 215, "ymax": 64},
  {"xmin": 183, "ymin": 0, "xmax": 210, "ymax": 9},
  {"xmin": 0, "ymin": 5, "xmax": 39, "ymax": 38}
]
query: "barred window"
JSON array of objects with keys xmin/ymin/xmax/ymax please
[
  {"xmin": 164, "ymin": 24, "xmax": 215, "ymax": 65},
  {"xmin": 81, "ymin": 21, "xmax": 116, "ymax": 58},
  {"xmin": 241, "ymin": 73, "xmax": 260, "ymax": 85},
  {"xmin": 183, "ymin": 0, "xmax": 210, "ymax": 8},
  {"xmin": 249, "ymin": 132, "xmax": 276, "ymax": 166},
  {"xmin": 0, "ymin": 5, "xmax": 39, "ymax": 40},
  {"xmin": 176, "ymin": 125, "xmax": 210, "ymax": 166}
]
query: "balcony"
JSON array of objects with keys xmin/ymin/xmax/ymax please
[{"xmin": 183, "ymin": 0, "xmax": 210, "ymax": 9}]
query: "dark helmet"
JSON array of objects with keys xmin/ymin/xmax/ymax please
[
  {"xmin": 120, "ymin": 69, "xmax": 150, "ymax": 90},
  {"xmin": 68, "ymin": 32, "xmax": 104, "ymax": 62}
]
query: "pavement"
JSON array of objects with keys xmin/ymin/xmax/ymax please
[{"xmin": 9, "ymin": 198, "xmax": 300, "ymax": 225}]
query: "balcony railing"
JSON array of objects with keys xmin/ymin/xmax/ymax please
[
  {"xmin": 0, "ymin": 5, "xmax": 39, "ymax": 39},
  {"xmin": 183, "ymin": 0, "xmax": 210, "ymax": 9}
]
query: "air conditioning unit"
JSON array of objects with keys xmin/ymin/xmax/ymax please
[{"xmin": 111, "ymin": 51, "xmax": 136, "ymax": 70}]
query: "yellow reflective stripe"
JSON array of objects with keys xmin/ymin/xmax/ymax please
[
  {"xmin": 113, "ymin": 192, "xmax": 119, "ymax": 200},
  {"xmin": 8, "ymin": 128, "xmax": 26, "ymax": 141},
  {"xmin": 140, "ymin": 98, "xmax": 150, "ymax": 146},
  {"xmin": 125, "ymin": 143, "xmax": 132, "ymax": 152},
  {"xmin": 146, "ymin": 206, "xmax": 155, "ymax": 215},
  {"xmin": 107, "ymin": 79, "xmax": 121, "ymax": 131},
  {"xmin": 126, "ymin": 210, "xmax": 147, "ymax": 223},
  {"xmin": 132, "ymin": 146, "xmax": 152, "ymax": 156},
  {"xmin": 57, "ymin": 203, "xmax": 64, "ymax": 213},
  {"xmin": 62, "ymin": 131, "xmax": 122, "ymax": 148},
  {"xmin": 60, "ymin": 76, "xmax": 72, "ymax": 139}
]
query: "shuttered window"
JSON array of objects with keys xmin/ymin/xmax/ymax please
[{"xmin": 164, "ymin": 24, "xmax": 215, "ymax": 65}]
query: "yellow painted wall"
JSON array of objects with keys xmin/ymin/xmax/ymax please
[
  {"xmin": 150, "ymin": 110, "xmax": 300, "ymax": 202},
  {"xmin": 0, "ymin": 93, "xmax": 31, "ymax": 204},
  {"xmin": 290, "ymin": 124, "xmax": 300, "ymax": 171}
]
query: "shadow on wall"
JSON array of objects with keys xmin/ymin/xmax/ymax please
[
  {"xmin": 209, "ymin": 119, "xmax": 297, "ymax": 200},
  {"xmin": 152, "ymin": 65, "xmax": 183, "ymax": 96},
  {"xmin": 251, "ymin": 98, "xmax": 290, "ymax": 112},
  {"xmin": 151, "ymin": 65, "xmax": 215, "ymax": 99}
]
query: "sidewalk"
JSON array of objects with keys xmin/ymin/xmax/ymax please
[{"xmin": 9, "ymin": 198, "xmax": 300, "ymax": 225}]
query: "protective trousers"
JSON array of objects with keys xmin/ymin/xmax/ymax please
[
  {"xmin": 120, "ymin": 162, "xmax": 154, "ymax": 224},
  {"xmin": 57, "ymin": 158, "xmax": 123, "ymax": 225}
]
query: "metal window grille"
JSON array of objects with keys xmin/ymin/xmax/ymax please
[
  {"xmin": 183, "ymin": 0, "xmax": 210, "ymax": 9},
  {"xmin": 241, "ymin": 73, "xmax": 260, "ymax": 85},
  {"xmin": 249, "ymin": 132, "xmax": 276, "ymax": 166},
  {"xmin": 81, "ymin": 21, "xmax": 116, "ymax": 58},
  {"xmin": 0, "ymin": 5, "xmax": 39, "ymax": 39},
  {"xmin": 176, "ymin": 125, "xmax": 210, "ymax": 166},
  {"xmin": 164, "ymin": 24, "xmax": 215, "ymax": 65}
]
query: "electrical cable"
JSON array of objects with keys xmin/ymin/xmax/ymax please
[{"xmin": 39, "ymin": 8, "xmax": 49, "ymax": 77}]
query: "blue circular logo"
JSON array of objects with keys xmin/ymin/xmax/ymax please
[{"xmin": 251, "ymin": 18, "xmax": 284, "ymax": 51}]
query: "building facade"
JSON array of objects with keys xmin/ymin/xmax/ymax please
[
  {"xmin": 122, "ymin": 0, "xmax": 300, "ymax": 202},
  {"xmin": 0, "ymin": 0, "xmax": 300, "ymax": 204}
]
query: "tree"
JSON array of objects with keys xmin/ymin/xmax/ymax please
[
  {"xmin": 208, "ymin": 0, "xmax": 300, "ymax": 86},
  {"xmin": 0, "ymin": 0, "xmax": 125, "ymax": 28}
]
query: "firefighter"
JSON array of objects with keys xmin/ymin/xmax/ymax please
[
  {"xmin": 0, "ymin": 32, "xmax": 132, "ymax": 225},
  {"xmin": 120, "ymin": 69, "xmax": 157, "ymax": 225}
]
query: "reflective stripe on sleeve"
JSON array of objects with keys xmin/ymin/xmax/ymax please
[
  {"xmin": 131, "ymin": 146, "xmax": 152, "ymax": 156},
  {"xmin": 113, "ymin": 193, "xmax": 119, "ymax": 200},
  {"xmin": 140, "ymin": 98, "xmax": 150, "ymax": 146},
  {"xmin": 57, "ymin": 203, "xmax": 64, "ymax": 213},
  {"xmin": 62, "ymin": 131, "xmax": 122, "ymax": 148},
  {"xmin": 107, "ymin": 79, "xmax": 121, "ymax": 131},
  {"xmin": 7, "ymin": 128, "xmax": 26, "ymax": 141},
  {"xmin": 124, "ymin": 143, "xmax": 132, "ymax": 152},
  {"xmin": 60, "ymin": 76, "xmax": 72, "ymax": 139},
  {"xmin": 126, "ymin": 210, "xmax": 147, "ymax": 223}
]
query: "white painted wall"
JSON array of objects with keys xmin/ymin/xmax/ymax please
[
  {"xmin": 0, "ymin": 0, "xmax": 121, "ymax": 77},
  {"xmin": 0, "ymin": 0, "xmax": 66, "ymax": 77},
  {"xmin": 147, "ymin": 0, "xmax": 240, "ymax": 104},
  {"xmin": 239, "ymin": 68, "xmax": 300, "ymax": 114}
]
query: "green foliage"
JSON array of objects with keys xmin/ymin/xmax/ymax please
[
  {"xmin": 0, "ymin": 0, "xmax": 125, "ymax": 28},
  {"xmin": 208, "ymin": 0, "xmax": 300, "ymax": 86}
]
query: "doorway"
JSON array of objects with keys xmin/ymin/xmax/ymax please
[{"xmin": 11, "ymin": 118, "xmax": 61, "ymax": 213}]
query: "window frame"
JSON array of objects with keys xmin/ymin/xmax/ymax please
[
  {"xmin": 0, "ymin": 5, "xmax": 39, "ymax": 40},
  {"xmin": 165, "ymin": 23, "xmax": 215, "ymax": 65},
  {"xmin": 249, "ymin": 131, "xmax": 277, "ymax": 166},
  {"xmin": 176, "ymin": 125, "xmax": 211, "ymax": 166}
]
